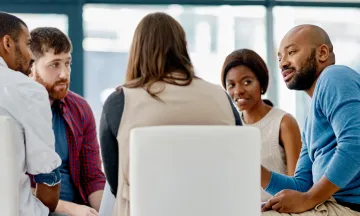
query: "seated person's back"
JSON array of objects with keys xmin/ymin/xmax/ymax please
[
  {"xmin": 101, "ymin": 75, "xmax": 241, "ymax": 216},
  {"xmin": 99, "ymin": 12, "xmax": 241, "ymax": 216}
]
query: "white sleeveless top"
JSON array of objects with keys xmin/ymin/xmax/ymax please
[{"xmin": 241, "ymin": 107, "xmax": 287, "ymax": 202}]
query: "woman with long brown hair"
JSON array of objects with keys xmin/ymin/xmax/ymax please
[
  {"xmin": 99, "ymin": 12, "xmax": 241, "ymax": 216},
  {"xmin": 221, "ymin": 49, "xmax": 302, "ymax": 202}
]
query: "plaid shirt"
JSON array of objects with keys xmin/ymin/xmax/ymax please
[
  {"xmin": 31, "ymin": 91, "xmax": 106, "ymax": 204},
  {"xmin": 58, "ymin": 91, "xmax": 105, "ymax": 203}
]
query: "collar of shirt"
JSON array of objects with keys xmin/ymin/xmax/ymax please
[
  {"xmin": 53, "ymin": 98, "xmax": 67, "ymax": 114},
  {"xmin": 0, "ymin": 57, "xmax": 8, "ymax": 69}
]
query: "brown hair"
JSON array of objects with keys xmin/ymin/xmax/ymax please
[
  {"xmin": 221, "ymin": 49, "xmax": 269, "ymax": 94},
  {"xmin": 30, "ymin": 27, "xmax": 72, "ymax": 58},
  {"xmin": 123, "ymin": 12, "xmax": 194, "ymax": 99}
]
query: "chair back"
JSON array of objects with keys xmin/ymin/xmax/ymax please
[{"xmin": 129, "ymin": 126, "xmax": 261, "ymax": 216}]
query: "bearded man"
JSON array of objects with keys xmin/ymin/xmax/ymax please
[
  {"xmin": 261, "ymin": 24, "xmax": 360, "ymax": 216},
  {"xmin": 30, "ymin": 27, "xmax": 105, "ymax": 216}
]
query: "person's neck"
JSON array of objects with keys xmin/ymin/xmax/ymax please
[
  {"xmin": 305, "ymin": 78, "xmax": 319, "ymax": 98},
  {"xmin": 242, "ymin": 101, "xmax": 272, "ymax": 124},
  {"xmin": 305, "ymin": 64, "xmax": 331, "ymax": 97}
]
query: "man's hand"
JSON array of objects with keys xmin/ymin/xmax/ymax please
[
  {"xmin": 261, "ymin": 190, "xmax": 317, "ymax": 213},
  {"xmin": 71, "ymin": 204, "xmax": 99, "ymax": 216},
  {"xmin": 55, "ymin": 200, "xmax": 99, "ymax": 216},
  {"xmin": 261, "ymin": 176, "xmax": 340, "ymax": 214}
]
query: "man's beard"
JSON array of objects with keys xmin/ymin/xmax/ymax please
[
  {"xmin": 285, "ymin": 49, "xmax": 318, "ymax": 91},
  {"xmin": 33, "ymin": 72, "xmax": 69, "ymax": 100},
  {"xmin": 14, "ymin": 45, "xmax": 32, "ymax": 76}
]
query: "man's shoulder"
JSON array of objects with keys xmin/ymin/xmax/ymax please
[
  {"xmin": 63, "ymin": 91, "xmax": 93, "ymax": 115},
  {"xmin": 0, "ymin": 69, "xmax": 46, "ymax": 91},
  {"xmin": 0, "ymin": 70, "xmax": 48, "ymax": 107},
  {"xmin": 64, "ymin": 90, "xmax": 91, "ymax": 107},
  {"xmin": 316, "ymin": 65, "xmax": 360, "ymax": 93},
  {"xmin": 65, "ymin": 90, "xmax": 86, "ymax": 102},
  {"xmin": 320, "ymin": 65, "xmax": 359, "ymax": 83}
]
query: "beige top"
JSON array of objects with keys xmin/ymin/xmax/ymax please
[
  {"xmin": 241, "ymin": 107, "xmax": 287, "ymax": 202},
  {"xmin": 112, "ymin": 78, "xmax": 238, "ymax": 216}
]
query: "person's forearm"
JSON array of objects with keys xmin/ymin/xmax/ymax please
[
  {"xmin": 55, "ymin": 200, "xmax": 74, "ymax": 214},
  {"xmin": 305, "ymin": 176, "xmax": 340, "ymax": 205},
  {"xmin": 261, "ymin": 166, "xmax": 272, "ymax": 189},
  {"xmin": 263, "ymin": 168, "xmax": 313, "ymax": 196},
  {"xmin": 35, "ymin": 183, "xmax": 60, "ymax": 212},
  {"xmin": 88, "ymin": 190, "xmax": 104, "ymax": 211}
]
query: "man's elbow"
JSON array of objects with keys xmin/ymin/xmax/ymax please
[
  {"xmin": 35, "ymin": 183, "xmax": 60, "ymax": 212},
  {"xmin": 88, "ymin": 190, "xmax": 104, "ymax": 211}
]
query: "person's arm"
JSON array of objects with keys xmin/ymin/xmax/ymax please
[
  {"xmin": 79, "ymin": 100, "xmax": 106, "ymax": 209},
  {"xmin": 55, "ymin": 200, "xmax": 99, "ymax": 216},
  {"xmin": 262, "ymin": 166, "xmax": 340, "ymax": 213},
  {"xmin": 100, "ymin": 89, "xmax": 124, "ymax": 196},
  {"xmin": 88, "ymin": 190, "xmax": 104, "ymax": 211},
  {"xmin": 3, "ymin": 82, "xmax": 62, "ymax": 211},
  {"xmin": 35, "ymin": 183, "xmax": 60, "ymax": 212},
  {"xmin": 279, "ymin": 114, "xmax": 302, "ymax": 175},
  {"xmin": 262, "ymin": 136, "xmax": 313, "ymax": 195},
  {"xmin": 261, "ymin": 176, "xmax": 340, "ymax": 213},
  {"xmin": 306, "ymin": 176, "xmax": 340, "ymax": 206},
  {"xmin": 315, "ymin": 68, "xmax": 360, "ymax": 198},
  {"xmin": 261, "ymin": 142, "xmax": 314, "ymax": 213}
]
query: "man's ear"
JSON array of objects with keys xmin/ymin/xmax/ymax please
[
  {"xmin": 2, "ymin": 35, "xmax": 14, "ymax": 53},
  {"xmin": 318, "ymin": 44, "xmax": 330, "ymax": 63},
  {"xmin": 29, "ymin": 64, "xmax": 35, "ymax": 78}
]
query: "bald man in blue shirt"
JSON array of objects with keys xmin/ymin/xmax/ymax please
[{"xmin": 261, "ymin": 24, "xmax": 360, "ymax": 215}]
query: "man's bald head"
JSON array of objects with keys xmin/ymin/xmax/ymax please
[
  {"xmin": 278, "ymin": 24, "xmax": 335, "ymax": 91},
  {"xmin": 285, "ymin": 24, "xmax": 334, "ymax": 61}
]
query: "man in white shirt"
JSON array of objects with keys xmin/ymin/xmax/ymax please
[{"xmin": 0, "ymin": 12, "xmax": 62, "ymax": 216}]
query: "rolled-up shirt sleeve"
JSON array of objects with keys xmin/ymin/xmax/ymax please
[{"xmin": 1, "ymin": 81, "xmax": 61, "ymax": 185}]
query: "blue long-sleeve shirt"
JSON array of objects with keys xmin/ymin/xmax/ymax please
[{"xmin": 265, "ymin": 65, "xmax": 360, "ymax": 204}]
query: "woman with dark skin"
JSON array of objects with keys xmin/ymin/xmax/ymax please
[{"xmin": 221, "ymin": 49, "xmax": 302, "ymax": 202}]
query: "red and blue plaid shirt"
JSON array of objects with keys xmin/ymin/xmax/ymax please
[
  {"xmin": 59, "ymin": 91, "xmax": 105, "ymax": 203},
  {"xmin": 31, "ymin": 91, "xmax": 106, "ymax": 204}
]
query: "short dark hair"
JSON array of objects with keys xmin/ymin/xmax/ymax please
[
  {"xmin": 0, "ymin": 12, "xmax": 27, "ymax": 42},
  {"xmin": 30, "ymin": 27, "xmax": 72, "ymax": 58},
  {"xmin": 221, "ymin": 49, "xmax": 269, "ymax": 94}
]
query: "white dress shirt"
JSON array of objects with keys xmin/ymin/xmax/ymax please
[{"xmin": 0, "ymin": 57, "xmax": 61, "ymax": 216}]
